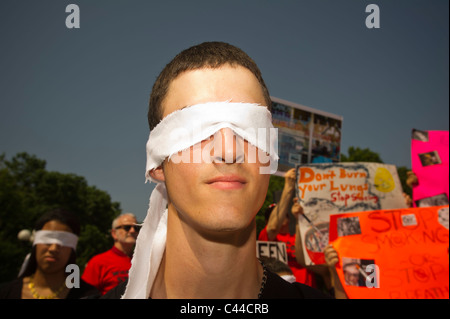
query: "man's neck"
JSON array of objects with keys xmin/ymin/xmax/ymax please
[
  {"xmin": 114, "ymin": 242, "xmax": 134, "ymax": 257},
  {"xmin": 150, "ymin": 207, "xmax": 263, "ymax": 299}
]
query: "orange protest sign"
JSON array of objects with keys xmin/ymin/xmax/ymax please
[{"xmin": 329, "ymin": 205, "xmax": 449, "ymax": 299}]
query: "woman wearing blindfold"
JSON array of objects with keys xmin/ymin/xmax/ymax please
[{"xmin": 0, "ymin": 209, "xmax": 99, "ymax": 299}]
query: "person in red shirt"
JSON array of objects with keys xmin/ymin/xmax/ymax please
[
  {"xmin": 258, "ymin": 168, "xmax": 316, "ymax": 287},
  {"xmin": 82, "ymin": 213, "xmax": 139, "ymax": 295}
]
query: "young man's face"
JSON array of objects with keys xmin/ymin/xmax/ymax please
[{"xmin": 154, "ymin": 65, "xmax": 271, "ymax": 235}]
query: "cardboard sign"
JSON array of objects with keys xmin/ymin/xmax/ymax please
[
  {"xmin": 329, "ymin": 206, "xmax": 449, "ymax": 299},
  {"xmin": 256, "ymin": 240, "xmax": 288, "ymax": 264},
  {"xmin": 411, "ymin": 129, "xmax": 449, "ymax": 207},
  {"xmin": 296, "ymin": 162, "xmax": 407, "ymax": 265}
]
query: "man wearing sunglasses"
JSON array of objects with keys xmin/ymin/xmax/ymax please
[{"xmin": 81, "ymin": 213, "xmax": 140, "ymax": 295}]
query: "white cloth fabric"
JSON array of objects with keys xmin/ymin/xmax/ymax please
[
  {"xmin": 122, "ymin": 101, "xmax": 278, "ymax": 299},
  {"xmin": 280, "ymin": 274, "xmax": 297, "ymax": 283},
  {"xmin": 145, "ymin": 101, "xmax": 278, "ymax": 181},
  {"xmin": 33, "ymin": 230, "xmax": 78, "ymax": 249}
]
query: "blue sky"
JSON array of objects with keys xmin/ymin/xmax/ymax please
[{"xmin": 1, "ymin": 0, "xmax": 448, "ymax": 221}]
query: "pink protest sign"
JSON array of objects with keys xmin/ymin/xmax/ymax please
[{"xmin": 411, "ymin": 129, "xmax": 449, "ymax": 207}]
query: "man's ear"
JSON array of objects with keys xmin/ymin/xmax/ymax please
[
  {"xmin": 149, "ymin": 166, "xmax": 165, "ymax": 182},
  {"xmin": 110, "ymin": 229, "xmax": 118, "ymax": 242}
]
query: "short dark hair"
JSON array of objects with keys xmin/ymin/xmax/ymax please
[
  {"xmin": 34, "ymin": 208, "xmax": 81, "ymax": 236},
  {"xmin": 148, "ymin": 41, "xmax": 271, "ymax": 131}
]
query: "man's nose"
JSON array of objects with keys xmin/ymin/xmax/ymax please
[{"xmin": 212, "ymin": 128, "xmax": 244, "ymax": 164}]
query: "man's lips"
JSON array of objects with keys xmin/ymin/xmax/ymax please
[{"xmin": 206, "ymin": 175, "xmax": 247, "ymax": 190}]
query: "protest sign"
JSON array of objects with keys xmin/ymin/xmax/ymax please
[
  {"xmin": 271, "ymin": 97, "xmax": 343, "ymax": 175},
  {"xmin": 411, "ymin": 129, "xmax": 449, "ymax": 207},
  {"xmin": 256, "ymin": 240, "xmax": 288, "ymax": 264},
  {"xmin": 329, "ymin": 206, "xmax": 449, "ymax": 299},
  {"xmin": 296, "ymin": 162, "xmax": 407, "ymax": 265}
]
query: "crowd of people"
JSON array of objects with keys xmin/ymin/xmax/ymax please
[
  {"xmin": 0, "ymin": 171, "xmax": 424, "ymax": 300},
  {"xmin": 0, "ymin": 41, "xmax": 446, "ymax": 300},
  {"xmin": 0, "ymin": 168, "xmax": 420, "ymax": 299},
  {"xmin": 0, "ymin": 200, "xmax": 343, "ymax": 299}
]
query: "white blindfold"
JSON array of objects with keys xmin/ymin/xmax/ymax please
[{"xmin": 33, "ymin": 230, "xmax": 78, "ymax": 250}]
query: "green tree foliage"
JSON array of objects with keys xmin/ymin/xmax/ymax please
[
  {"xmin": 0, "ymin": 152, "xmax": 121, "ymax": 282},
  {"xmin": 340, "ymin": 146, "xmax": 383, "ymax": 163},
  {"xmin": 396, "ymin": 166, "xmax": 412, "ymax": 197}
]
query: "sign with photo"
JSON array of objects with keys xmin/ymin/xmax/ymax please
[
  {"xmin": 295, "ymin": 162, "xmax": 407, "ymax": 265},
  {"xmin": 329, "ymin": 206, "xmax": 449, "ymax": 299},
  {"xmin": 411, "ymin": 129, "xmax": 449, "ymax": 207}
]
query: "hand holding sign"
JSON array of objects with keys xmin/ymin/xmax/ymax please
[{"xmin": 324, "ymin": 244, "xmax": 339, "ymax": 267}]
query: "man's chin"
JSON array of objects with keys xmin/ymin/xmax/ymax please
[{"xmin": 197, "ymin": 216, "xmax": 256, "ymax": 238}]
